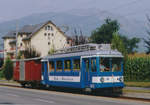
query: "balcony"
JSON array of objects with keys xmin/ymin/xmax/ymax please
[
  {"xmin": 18, "ymin": 47, "xmax": 25, "ymax": 51},
  {"xmin": 6, "ymin": 48, "xmax": 16, "ymax": 54}
]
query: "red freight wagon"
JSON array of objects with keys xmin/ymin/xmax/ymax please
[{"xmin": 13, "ymin": 58, "xmax": 42, "ymax": 87}]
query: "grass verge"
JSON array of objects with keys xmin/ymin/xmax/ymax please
[
  {"xmin": 125, "ymin": 82, "xmax": 150, "ymax": 88},
  {"xmin": 0, "ymin": 80, "xmax": 18, "ymax": 84},
  {"xmin": 123, "ymin": 89, "xmax": 150, "ymax": 93}
]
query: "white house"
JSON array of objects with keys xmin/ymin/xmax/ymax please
[{"xmin": 3, "ymin": 20, "xmax": 72, "ymax": 59}]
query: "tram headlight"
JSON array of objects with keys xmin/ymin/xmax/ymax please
[
  {"xmin": 118, "ymin": 77, "xmax": 123, "ymax": 82},
  {"xmin": 100, "ymin": 77, "xmax": 104, "ymax": 83}
]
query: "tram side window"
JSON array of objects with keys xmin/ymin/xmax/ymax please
[
  {"xmin": 73, "ymin": 59, "xmax": 80, "ymax": 71},
  {"xmin": 100, "ymin": 58, "xmax": 110, "ymax": 72},
  {"xmin": 64, "ymin": 60, "xmax": 71, "ymax": 71},
  {"xmin": 56, "ymin": 61, "xmax": 62, "ymax": 72},
  {"xmin": 91, "ymin": 58, "xmax": 96, "ymax": 72},
  {"xmin": 49, "ymin": 61, "xmax": 54, "ymax": 72},
  {"xmin": 112, "ymin": 58, "xmax": 122, "ymax": 72}
]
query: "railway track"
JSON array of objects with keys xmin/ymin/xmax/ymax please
[{"xmin": 0, "ymin": 83, "xmax": 150, "ymax": 103}]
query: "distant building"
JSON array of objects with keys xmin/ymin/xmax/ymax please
[{"xmin": 2, "ymin": 20, "xmax": 72, "ymax": 59}]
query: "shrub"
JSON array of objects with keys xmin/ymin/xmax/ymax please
[
  {"xmin": 3, "ymin": 58, "xmax": 13, "ymax": 81},
  {"xmin": 0, "ymin": 69, "xmax": 4, "ymax": 79}
]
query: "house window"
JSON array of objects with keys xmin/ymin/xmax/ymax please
[
  {"xmin": 45, "ymin": 25, "xmax": 53, "ymax": 31},
  {"xmin": 20, "ymin": 43, "xmax": 22, "ymax": 47},
  {"xmin": 51, "ymin": 26, "xmax": 53, "ymax": 31},
  {"xmin": 47, "ymin": 26, "xmax": 50, "ymax": 30},
  {"xmin": 67, "ymin": 41, "xmax": 70, "ymax": 44},
  {"xmin": 20, "ymin": 34, "xmax": 23, "ymax": 38},
  {"xmin": 48, "ymin": 33, "xmax": 50, "ymax": 36},
  {"xmin": 48, "ymin": 42, "xmax": 50, "ymax": 45},
  {"xmin": 45, "ymin": 26, "xmax": 47, "ymax": 30},
  {"xmin": 51, "ymin": 33, "xmax": 54, "ymax": 36},
  {"xmin": 44, "ymin": 33, "xmax": 47, "ymax": 36}
]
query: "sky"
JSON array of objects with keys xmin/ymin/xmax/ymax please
[{"xmin": 0, "ymin": 0, "xmax": 150, "ymax": 22}]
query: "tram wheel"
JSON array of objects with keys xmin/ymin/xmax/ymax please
[
  {"xmin": 30, "ymin": 82, "xmax": 37, "ymax": 88},
  {"xmin": 20, "ymin": 82, "xmax": 26, "ymax": 88}
]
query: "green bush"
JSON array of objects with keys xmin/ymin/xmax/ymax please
[
  {"xmin": 3, "ymin": 58, "xmax": 13, "ymax": 81},
  {"xmin": 0, "ymin": 69, "xmax": 4, "ymax": 79},
  {"xmin": 124, "ymin": 57, "xmax": 150, "ymax": 82}
]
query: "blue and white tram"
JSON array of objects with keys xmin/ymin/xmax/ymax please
[{"xmin": 41, "ymin": 44, "xmax": 124, "ymax": 91}]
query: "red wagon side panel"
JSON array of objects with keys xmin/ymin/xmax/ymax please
[
  {"xmin": 13, "ymin": 59, "xmax": 42, "ymax": 82},
  {"xmin": 25, "ymin": 60, "xmax": 42, "ymax": 81},
  {"xmin": 13, "ymin": 61, "xmax": 20, "ymax": 81},
  {"xmin": 25, "ymin": 61, "xmax": 31, "ymax": 81}
]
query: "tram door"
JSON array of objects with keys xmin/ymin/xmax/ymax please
[{"xmin": 83, "ymin": 58, "xmax": 90, "ymax": 87}]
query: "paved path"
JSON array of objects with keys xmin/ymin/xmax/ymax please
[
  {"xmin": 125, "ymin": 86, "xmax": 150, "ymax": 91},
  {"xmin": 0, "ymin": 86, "xmax": 149, "ymax": 105}
]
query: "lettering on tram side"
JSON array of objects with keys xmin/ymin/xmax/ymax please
[
  {"xmin": 54, "ymin": 77, "xmax": 58, "ymax": 80},
  {"xmin": 49, "ymin": 76, "xmax": 80, "ymax": 82},
  {"xmin": 62, "ymin": 77, "xmax": 73, "ymax": 81}
]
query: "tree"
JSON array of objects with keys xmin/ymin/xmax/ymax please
[
  {"xmin": 90, "ymin": 18, "xmax": 140, "ymax": 54},
  {"xmin": 120, "ymin": 36, "xmax": 140, "ymax": 54},
  {"xmin": 0, "ymin": 70, "xmax": 4, "ymax": 79},
  {"xmin": 111, "ymin": 32, "xmax": 127, "ymax": 57},
  {"xmin": 0, "ymin": 58, "xmax": 3, "ymax": 68},
  {"xmin": 71, "ymin": 28, "xmax": 89, "ymax": 46},
  {"xmin": 144, "ymin": 15, "xmax": 150, "ymax": 54},
  {"xmin": 90, "ymin": 18, "xmax": 120, "ymax": 44},
  {"xmin": 3, "ymin": 57, "xmax": 13, "ymax": 81}
]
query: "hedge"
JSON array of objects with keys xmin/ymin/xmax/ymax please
[{"xmin": 124, "ymin": 56, "xmax": 150, "ymax": 82}]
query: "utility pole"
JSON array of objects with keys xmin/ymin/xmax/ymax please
[{"xmin": 15, "ymin": 22, "xmax": 19, "ymax": 59}]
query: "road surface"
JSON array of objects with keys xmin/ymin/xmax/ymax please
[{"xmin": 0, "ymin": 86, "xmax": 149, "ymax": 105}]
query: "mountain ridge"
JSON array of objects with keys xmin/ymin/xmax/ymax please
[{"xmin": 0, "ymin": 9, "xmax": 147, "ymax": 52}]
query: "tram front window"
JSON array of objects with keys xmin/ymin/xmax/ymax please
[
  {"xmin": 100, "ymin": 58, "xmax": 110, "ymax": 72},
  {"xmin": 112, "ymin": 58, "xmax": 122, "ymax": 72}
]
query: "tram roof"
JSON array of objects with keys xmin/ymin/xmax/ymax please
[{"xmin": 42, "ymin": 50, "xmax": 123, "ymax": 61}]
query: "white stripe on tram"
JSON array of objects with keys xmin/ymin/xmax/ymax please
[
  {"xmin": 49, "ymin": 76, "xmax": 81, "ymax": 82},
  {"xmin": 92, "ymin": 76, "xmax": 124, "ymax": 83}
]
